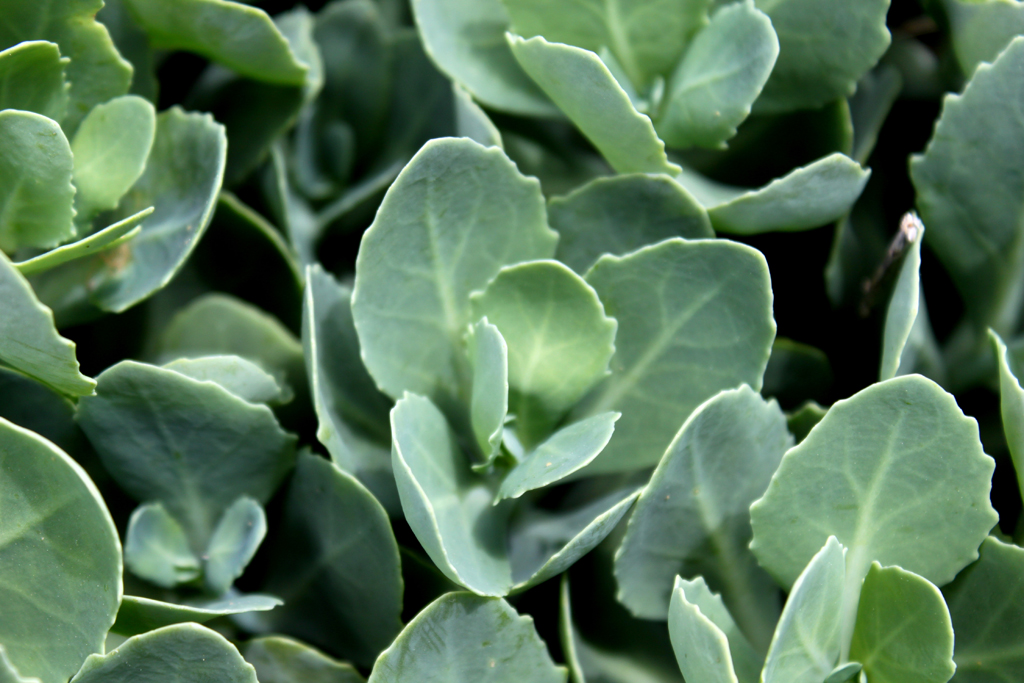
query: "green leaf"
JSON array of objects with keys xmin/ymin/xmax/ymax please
[
  {"xmin": 576, "ymin": 238, "xmax": 776, "ymax": 474},
  {"xmin": 549, "ymin": 174, "xmax": 713, "ymax": 275},
  {"xmin": 97, "ymin": 0, "xmax": 158, "ymax": 101},
  {"xmin": 243, "ymin": 637, "xmax": 365, "ymax": 683},
  {"xmin": 0, "ymin": 41, "xmax": 68, "ymax": 121},
  {"xmin": 352, "ymin": 138, "xmax": 556, "ymax": 409},
  {"xmin": 944, "ymin": 536, "xmax": 1024, "ymax": 682},
  {"xmin": 849, "ymin": 65, "xmax": 902, "ymax": 165},
  {"xmin": 880, "ymin": 217, "xmax": 925, "ymax": 381},
  {"xmin": 667, "ymin": 579, "xmax": 741, "ymax": 683},
  {"xmin": 498, "ymin": 412, "xmax": 619, "ymax": 501},
  {"xmin": 942, "ymin": 0, "xmax": 1024, "ymax": 78},
  {"xmin": 508, "ymin": 488, "xmax": 639, "ymax": 591},
  {"xmin": 13, "ymin": 207, "xmax": 152, "ymax": 277},
  {"xmin": 0, "ymin": 417, "xmax": 121, "ymax": 683},
  {"xmin": 501, "ymin": 0, "xmax": 711, "ymax": 88},
  {"xmin": 204, "ymin": 496, "xmax": 266, "ymax": 595},
  {"xmin": 454, "ymin": 84, "xmax": 504, "ymax": 149},
  {"xmin": 390, "ymin": 393, "xmax": 513, "ymax": 595},
  {"xmin": 992, "ymin": 331, "xmax": 1024, "ymax": 500},
  {"xmin": 671, "ymin": 577, "xmax": 761, "ymax": 683},
  {"xmin": 656, "ymin": 0, "xmax": 778, "ymax": 149},
  {"xmin": 849, "ymin": 564, "xmax": 955, "ymax": 683},
  {"xmin": 71, "ymin": 95, "xmax": 156, "ymax": 220},
  {"xmin": 615, "ymin": 386, "xmax": 789, "ymax": 650},
  {"xmin": 259, "ymin": 454, "xmax": 403, "ymax": 668},
  {"xmin": 70, "ymin": 624, "xmax": 257, "ymax": 683},
  {"xmin": 123, "ymin": 501, "xmax": 200, "ymax": 588},
  {"xmin": 785, "ymin": 401, "xmax": 827, "ymax": 443},
  {"xmin": 0, "ymin": 0, "xmax": 132, "ymax": 133},
  {"xmin": 676, "ymin": 153, "xmax": 870, "ymax": 234},
  {"xmin": 410, "ymin": 0, "xmax": 558, "ymax": 116},
  {"xmin": 470, "ymin": 260, "xmax": 617, "ymax": 440},
  {"xmin": 0, "ymin": 109, "xmax": 75, "ymax": 252},
  {"xmin": 910, "ymin": 36, "xmax": 1024, "ymax": 333},
  {"xmin": 0, "ymin": 251, "xmax": 95, "ymax": 396},
  {"xmin": 0, "ymin": 367, "xmax": 83, "ymax": 456},
  {"xmin": 467, "ymin": 318, "xmax": 509, "ymax": 463},
  {"xmin": 77, "ymin": 360, "xmax": 297, "ymax": 551},
  {"xmin": 0, "ymin": 648, "xmax": 40, "ymax": 683},
  {"xmin": 824, "ymin": 663, "xmax": 863, "ymax": 683},
  {"xmin": 750, "ymin": 375, "xmax": 998, "ymax": 591},
  {"xmin": 110, "ymin": 594, "xmax": 281, "ymax": 638},
  {"xmin": 123, "ymin": 0, "xmax": 308, "ymax": 85},
  {"xmin": 508, "ymin": 33, "xmax": 679, "ymax": 175},
  {"xmin": 761, "ymin": 537, "xmax": 845, "ymax": 683},
  {"xmin": 367, "ymin": 593, "xmax": 567, "ymax": 683},
  {"xmin": 164, "ymin": 355, "xmax": 290, "ymax": 405},
  {"xmin": 753, "ymin": 0, "xmax": 891, "ymax": 113}
]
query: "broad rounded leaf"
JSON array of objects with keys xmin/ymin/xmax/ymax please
[
  {"xmin": 750, "ymin": 375, "xmax": 998, "ymax": 589},
  {"xmin": 0, "ymin": 41, "xmax": 68, "ymax": 121},
  {"xmin": 244, "ymin": 637, "xmax": 364, "ymax": 683},
  {"xmin": 111, "ymin": 594, "xmax": 281, "ymax": 638},
  {"xmin": 508, "ymin": 33, "xmax": 679, "ymax": 175},
  {"xmin": 260, "ymin": 454, "xmax": 403, "ymax": 668},
  {"xmin": 849, "ymin": 564, "xmax": 955, "ymax": 683},
  {"xmin": 77, "ymin": 360, "xmax": 297, "ymax": 550},
  {"xmin": 70, "ymin": 624, "xmax": 257, "ymax": 683},
  {"xmin": 0, "ymin": 418, "xmax": 121, "ymax": 683},
  {"xmin": 123, "ymin": 501, "xmax": 200, "ymax": 588},
  {"xmin": 657, "ymin": 0, "xmax": 778, "ymax": 149},
  {"xmin": 353, "ymin": 138, "xmax": 556, "ymax": 407},
  {"xmin": 164, "ymin": 355, "xmax": 289, "ymax": 405},
  {"xmin": 367, "ymin": 593, "xmax": 566, "ymax": 683},
  {"xmin": 410, "ymin": 0, "xmax": 558, "ymax": 116},
  {"xmin": 0, "ymin": 109, "xmax": 75, "ymax": 252},
  {"xmin": 577, "ymin": 238, "xmax": 776, "ymax": 474},
  {"xmin": 204, "ymin": 496, "xmax": 267, "ymax": 595},
  {"xmin": 550, "ymin": 174, "xmax": 713, "ymax": 274}
]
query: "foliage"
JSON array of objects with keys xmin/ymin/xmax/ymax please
[{"xmin": 1, "ymin": 0, "xmax": 1023, "ymax": 681}]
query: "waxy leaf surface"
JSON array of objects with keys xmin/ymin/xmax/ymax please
[
  {"xmin": 244, "ymin": 636, "xmax": 364, "ymax": 683},
  {"xmin": 668, "ymin": 578, "xmax": 746, "ymax": 683},
  {"xmin": 880, "ymin": 221, "xmax": 924, "ymax": 380},
  {"xmin": 111, "ymin": 594, "xmax": 281, "ymax": 638},
  {"xmin": 204, "ymin": 496, "xmax": 267, "ymax": 595},
  {"xmin": 671, "ymin": 577, "xmax": 761, "ymax": 683},
  {"xmin": 992, "ymin": 331, "xmax": 1024, "ymax": 499},
  {"xmin": 123, "ymin": 501, "xmax": 200, "ymax": 588},
  {"xmin": 164, "ymin": 355, "xmax": 289, "ymax": 405},
  {"xmin": 0, "ymin": 41, "xmax": 68, "ymax": 121},
  {"xmin": 467, "ymin": 318, "xmax": 509, "ymax": 463}
]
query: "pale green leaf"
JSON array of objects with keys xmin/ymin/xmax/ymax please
[
  {"xmin": 111, "ymin": 594, "xmax": 281, "ymax": 638},
  {"xmin": 753, "ymin": 0, "xmax": 890, "ymax": 113},
  {"xmin": 880, "ymin": 217, "xmax": 925, "ymax": 381},
  {"xmin": 0, "ymin": 0, "xmax": 132, "ymax": 132},
  {"xmin": 352, "ymin": 138, "xmax": 556, "ymax": 410},
  {"xmin": 750, "ymin": 375, "xmax": 998, "ymax": 590},
  {"xmin": 508, "ymin": 33, "xmax": 679, "ymax": 175},
  {"xmin": 657, "ymin": 0, "xmax": 778, "ymax": 149},
  {"xmin": 0, "ymin": 109, "xmax": 75, "ymax": 252},
  {"xmin": 849, "ymin": 564, "xmax": 955, "ymax": 683},
  {"xmin": 992, "ymin": 330, "xmax": 1024, "ymax": 501},
  {"xmin": 77, "ymin": 360, "xmax": 297, "ymax": 551},
  {"xmin": 204, "ymin": 496, "xmax": 266, "ymax": 595},
  {"xmin": 672, "ymin": 577, "xmax": 761, "ymax": 683},
  {"xmin": 410, "ymin": 0, "xmax": 558, "ymax": 116},
  {"xmin": 761, "ymin": 537, "xmax": 845, "ymax": 683},
  {"xmin": 786, "ymin": 401, "xmax": 827, "ymax": 443},
  {"xmin": 549, "ymin": 174, "xmax": 713, "ymax": 275},
  {"xmin": 824, "ymin": 663, "xmax": 863, "ymax": 683},
  {"xmin": 367, "ymin": 593, "xmax": 567, "ymax": 683},
  {"xmin": 14, "ymin": 207, "xmax": 151, "ymax": 277},
  {"xmin": 676, "ymin": 154, "xmax": 870, "ymax": 234},
  {"xmin": 244, "ymin": 637, "xmax": 364, "ymax": 683},
  {"xmin": 0, "ymin": 647, "xmax": 40, "ymax": 683},
  {"xmin": 71, "ymin": 95, "xmax": 155, "ymax": 219},
  {"xmin": 0, "ymin": 251, "xmax": 95, "ymax": 396},
  {"xmin": 0, "ymin": 418, "xmax": 121, "ymax": 683},
  {"xmin": 470, "ymin": 260, "xmax": 617, "ymax": 441},
  {"xmin": 164, "ymin": 355, "xmax": 290, "ymax": 405},
  {"xmin": 71, "ymin": 624, "xmax": 257, "ymax": 683},
  {"xmin": 667, "ymin": 579, "xmax": 740, "ymax": 683},
  {"xmin": 910, "ymin": 36, "xmax": 1024, "ymax": 333},
  {"xmin": 124, "ymin": 0, "xmax": 308, "ymax": 85},
  {"xmin": 454, "ymin": 83, "xmax": 503, "ymax": 149},
  {"xmin": 576, "ymin": 238, "xmax": 776, "ymax": 474},
  {"xmin": 259, "ymin": 454, "xmax": 403, "ymax": 668},
  {"xmin": 942, "ymin": 0, "xmax": 1024, "ymax": 78},
  {"xmin": 0, "ymin": 41, "xmax": 68, "ymax": 121},
  {"xmin": 467, "ymin": 318, "xmax": 509, "ymax": 463},
  {"xmin": 944, "ymin": 536, "xmax": 1024, "ymax": 682},
  {"xmin": 615, "ymin": 386, "xmax": 789, "ymax": 651},
  {"xmin": 123, "ymin": 501, "xmax": 200, "ymax": 588},
  {"xmin": 390, "ymin": 393, "xmax": 514, "ymax": 595}
]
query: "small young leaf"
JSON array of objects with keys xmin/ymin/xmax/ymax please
[
  {"xmin": 0, "ymin": 109, "xmax": 75, "ymax": 252},
  {"xmin": 992, "ymin": 330, "xmax": 1024, "ymax": 500},
  {"xmin": 849, "ymin": 564, "xmax": 955, "ymax": 683},
  {"xmin": 761, "ymin": 537, "xmax": 845, "ymax": 683},
  {"xmin": 880, "ymin": 217, "xmax": 925, "ymax": 381},
  {"xmin": 467, "ymin": 318, "xmax": 509, "ymax": 464},
  {"xmin": 750, "ymin": 375, "xmax": 998, "ymax": 590},
  {"xmin": 549, "ymin": 174, "xmax": 713, "ymax": 275},
  {"xmin": 204, "ymin": 497, "xmax": 267, "ymax": 595},
  {"xmin": 785, "ymin": 401, "xmax": 827, "ymax": 443},
  {"xmin": 14, "ymin": 207, "xmax": 152, "ymax": 277},
  {"xmin": 454, "ymin": 83, "xmax": 503, "ymax": 149},
  {"xmin": 657, "ymin": 0, "xmax": 778, "ymax": 149},
  {"xmin": 823, "ymin": 663, "xmax": 862, "ymax": 683},
  {"xmin": 508, "ymin": 33, "xmax": 680, "ymax": 175},
  {"xmin": 244, "ymin": 636, "xmax": 365, "ymax": 683},
  {"xmin": 70, "ymin": 624, "xmax": 257, "ymax": 683},
  {"xmin": 0, "ymin": 41, "xmax": 68, "ymax": 121},
  {"xmin": 673, "ymin": 577, "xmax": 761, "ymax": 683},
  {"xmin": 164, "ymin": 355, "xmax": 290, "ymax": 405},
  {"xmin": 667, "ymin": 579, "xmax": 741, "ymax": 683},
  {"xmin": 367, "ymin": 593, "xmax": 567, "ymax": 683},
  {"xmin": 111, "ymin": 594, "xmax": 281, "ymax": 638},
  {"xmin": 123, "ymin": 501, "xmax": 201, "ymax": 588}
]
